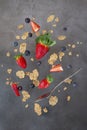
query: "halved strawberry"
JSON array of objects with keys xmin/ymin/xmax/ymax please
[
  {"xmin": 38, "ymin": 75, "xmax": 53, "ymax": 89},
  {"xmin": 14, "ymin": 55, "xmax": 27, "ymax": 69},
  {"xmin": 11, "ymin": 83, "xmax": 20, "ymax": 96},
  {"xmin": 30, "ymin": 21, "xmax": 40, "ymax": 32},
  {"xmin": 50, "ymin": 64, "xmax": 63, "ymax": 72},
  {"xmin": 35, "ymin": 33, "xmax": 56, "ymax": 59}
]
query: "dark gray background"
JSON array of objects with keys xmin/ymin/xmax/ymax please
[{"xmin": 0, "ymin": 0, "xmax": 87, "ymax": 130}]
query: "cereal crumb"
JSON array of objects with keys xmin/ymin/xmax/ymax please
[
  {"xmin": 55, "ymin": 17, "xmax": 59, "ymax": 22},
  {"xmin": 49, "ymin": 30, "xmax": 53, "ymax": 34},
  {"xmin": 47, "ymin": 15, "xmax": 55, "ymax": 23},
  {"xmin": 68, "ymin": 44, "xmax": 71, "ymax": 47},
  {"xmin": 5, "ymin": 81, "xmax": 10, "ymax": 85},
  {"xmin": 22, "ymin": 91, "xmax": 30, "ymax": 102},
  {"xmin": 25, "ymin": 104, "xmax": 29, "ymax": 108},
  {"xmin": 43, "ymin": 107, "xmax": 48, "ymax": 113},
  {"xmin": 64, "ymin": 78, "xmax": 72, "ymax": 84},
  {"xmin": 14, "ymin": 49, "xmax": 18, "ymax": 52},
  {"xmin": 58, "ymin": 90, "xmax": 60, "ymax": 93},
  {"xmin": 59, "ymin": 51, "xmax": 65, "ymax": 61},
  {"xmin": 57, "ymin": 35, "xmax": 66, "ymax": 40},
  {"xmin": 33, "ymin": 80, "xmax": 40, "ymax": 87},
  {"xmin": 68, "ymin": 52, "xmax": 72, "ymax": 56},
  {"xmin": 67, "ymin": 96, "xmax": 71, "ymax": 101},
  {"xmin": 16, "ymin": 70, "xmax": 25, "ymax": 79},
  {"xmin": 6, "ymin": 52, "xmax": 11, "ymax": 57},
  {"xmin": 19, "ymin": 43, "xmax": 27, "ymax": 54},
  {"xmin": 72, "ymin": 44, "xmax": 76, "ymax": 48},
  {"xmin": 35, "ymin": 32, "xmax": 40, "ymax": 36},
  {"xmin": 34, "ymin": 103, "xmax": 42, "ymax": 116},
  {"xmin": 7, "ymin": 69, "xmax": 12, "ymax": 74},
  {"xmin": 42, "ymin": 30, "xmax": 47, "ymax": 34},
  {"xmin": 17, "ymin": 24, "xmax": 24, "ymax": 29},
  {"xmin": 49, "ymin": 96, "xmax": 58, "ymax": 106},
  {"xmin": 16, "ymin": 35, "xmax": 20, "ymax": 40},
  {"xmin": 63, "ymin": 87, "xmax": 67, "ymax": 91},
  {"xmin": 52, "ymin": 24, "xmax": 56, "ymax": 27},
  {"xmin": 30, "ymin": 58, "xmax": 34, "ymax": 61},
  {"xmin": 48, "ymin": 53, "xmax": 58, "ymax": 65},
  {"xmin": 76, "ymin": 54, "xmax": 79, "ymax": 57},
  {"xmin": 1, "ymin": 64, "xmax": 3, "ymax": 67}
]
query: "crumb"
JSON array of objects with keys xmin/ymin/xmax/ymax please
[
  {"xmin": 5, "ymin": 81, "xmax": 10, "ymax": 85},
  {"xmin": 33, "ymin": 80, "xmax": 40, "ymax": 87},
  {"xmin": 72, "ymin": 44, "xmax": 76, "ymax": 48},
  {"xmin": 16, "ymin": 35, "xmax": 20, "ymax": 40},
  {"xmin": 25, "ymin": 104, "xmax": 29, "ymax": 108},
  {"xmin": 30, "ymin": 58, "xmax": 34, "ymax": 61},
  {"xmin": 68, "ymin": 44, "xmax": 71, "ymax": 47},
  {"xmin": 49, "ymin": 96, "xmax": 58, "ymax": 106},
  {"xmin": 63, "ymin": 87, "xmax": 67, "ymax": 91},
  {"xmin": 59, "ymin": 51, "xmax": 65, "ymax": 61},
  {"xmin": 14, "ymin": 49, "xmax": 18, "ymax": 52},
  {"xmin": 1, "ymin": 64, "xmax": 3, "ymax": 67},
  {"xmin": 43, "ymin": 107, "xmax": 48, "ymax": 113},
  {"xmin": 57, "ymin": 35, "xmax": 66, "ymax": 40},
  {"xmin": 48, "ymin": 53, "xmax": 58, "ymax": 65},
  {"xmin": 42, "ymin": 30, "xmax": 47, "ymax": 34},
  {"xmin": 6, "ymin": 52, "xmax": 11, "ymax": 57},
  {"xmin": 64, "ymin": 78, "xmax": 72, "ymax": 84},
  {"xmin": 49, "ymin": 30, "xmax": 53, "ymax": 33},
  {"xmin": 68, "ymin": 52, "xmax": 72, "ymax": 56},
  {"xmin": 35, "ymin": 32, "xmax": 40, "ymax": 36},
  {"xmin": 16, "ymin": 70, "xmax": 25, "ymax": 79},
  {"xmin": 7, "ymin": 69, "xmax": 12, "ymax": 74},
  {"xmin": 34, "ymin": 103, "xmax": 42, "ymax": 116},
  {"xmin": 47, "ymin": 15, "xmax": 55, "ymax": 23},
  {"xmin": 55, "ymin": 17, "xmax": 59, "ymax": 22},
  {"xmin": 76, "ymin": 54, "xmax": 79, "ymax": 57},
  {"xmin": 58, "ymin": 90, "xmax": 60, "ymax": 93},
  {"xmin": 67, "ymin": 96, "xmax": 71, "ymax": 101},
  {"xmin": 52, "ymin": 24, "xmax": 56, "ymax": 27},
  {"xmin": 19, "ymin": 43, "xmax": 27, "ymax": 54},
  {"xmin": 17, "ymin": 24, "xmax": 24, "ymax": 29}
]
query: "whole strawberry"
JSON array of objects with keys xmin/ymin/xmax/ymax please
[
  {"xmin": 14, "ymin": 55, "xmax": 27, "ymax": 69},
  {"xmin": 35, "ymin": 33, "xmax": 56, "ymax": 59},
  {"xmin": 38, "ymin": 75, "xmax": 54, "ymax": 89},
  {"xmin": 11, "ymin": 83, "xmax": 20, "ymax": 96}
]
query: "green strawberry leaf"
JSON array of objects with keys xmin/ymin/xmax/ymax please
[{"xmin": 35, "ymin": 33, "xmax": 56, "ymax": 47}]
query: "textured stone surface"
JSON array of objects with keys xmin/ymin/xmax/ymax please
[{"xmin": 0, "ymin": 0, "xmax": 87, "ymax": 130}]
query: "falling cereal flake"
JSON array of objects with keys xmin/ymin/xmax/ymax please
[
  {"xmin": 72, "ymin": 44, "xmax": 76, "ymax": 48},
  {"xmin": 47, "ymin": 15, "xmax": 55, "ymax": 23},
  {"xmin": 22, "ymin": 91, "xmax": 30, "ymax": 102},
  {"xmin": 57, "ymin": 35, "xmax": 66, "ymax": 41},
  {"xmin": 16, "ymin": 70, "xmax": 25, "ymax": 79},
  {"xmin": 43, "ymin": 107, "xmax": 48, "ymax": 113},
  {"xmin": 6, "ymin": 52, "xmax": 11, "ymax": 57},
  {"xmin": 16, "ymin": 35, "xmax": 20, "ymax": 40},
  {"xmin": 55, "ymin": 17, "xmax": 59, "ymax": 22},
  {"xmin": 25, "ymin": 104, "xmax": 29, "ymax": 108},
  {"xmin": 52, "ymin": 24, "xmax": 56, "ymax": 27},
  {"xmin": 49, "ymin": 96, "xmax": 58, "ymax": 106},
  {"xmin": 7, "ymin": 69, "xmax": 12, "ymax": 74},
  {"xmin": 64, "ymin": 78, "xmax": 72, "ymax": 84},
  {"xmin": 63, "ymin": 87, "xmax": 67, "ymax": 91},
  {"xmin": 34, "ymin": 103, "xmax": 42, "ymax": 116},
  {"xmin": 29, "ymin": 69, "xmax": 39, "ymax": 81},
  {"xmin": 68, "ymin": 52, "xmax": 72, "ymax": 56},
  {"xmin": 67, "ymin": 96, "xmax": 71, "ymax": 101},
  {"xmin": 19, "ymin": 43, "xmax": 27, "ymax": 54},
  {"xmin": 17, "ymin": 24, "xmax": 24, "ymax": 29}
]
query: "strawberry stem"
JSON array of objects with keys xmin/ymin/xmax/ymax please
[{"xmin": 47, "ymin": 75, "xmax": 54, "ymax": 83}]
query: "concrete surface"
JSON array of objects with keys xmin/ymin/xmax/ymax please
[{"xmin": 0, "ymin": 0, "xmax": 87, "ymax": 130}]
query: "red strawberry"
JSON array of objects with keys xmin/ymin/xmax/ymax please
[
  {"xmin": 35, "ymin": 33, "xmax": 56, "ymax": 59},
  {"xmin": 14, "ymin": 55, "xmax": 27, "ymax": 69},
  {"xmin": 11, "ymin": 83, "xmax": 20, "ymax": 96},
  {"xmin": 50, "ymin": 64, "xmax": 63, "ymax": 72},
  {"xmin": 30, "ymin": 21, "xmax": 40, "ymax": 32},
  {"xmin": 38, "ymin": 75, "xmax": 53, "ymax": 89}
]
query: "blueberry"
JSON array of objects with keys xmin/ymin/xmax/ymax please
[
  {"xmin": 25, "ymin": 50, "xmax": 30, "ymax": 56},
  {"xmin": 25, "ymin": 18, "xmax": 30, "ymax": 23},
  {"xmin": 28, "ymin": 32, "xmax": 33, "ymax": 37},
  {"xmin": 63, "ymin": 27, "xmax": 67, "ymax": 31},
  {"xmin": 18, "ymin": 86, "xmax": 22, "ymax": 91},
  {"xmin": 61, "ymin": 46, "xmax": 66, "ymax": 52},
  {"xmin": 30, "ymin": 83, "xmax": 35, "ymax": 88},
  {"xmin": 72, "ymin": 82, "xmax": 78, "ymax": 87},
  {"xmin": 67, "ymin": 64, "xmax": 72, "ymax": 69},
  {"xmin": 37, "ymin": 61, "xmax": 41, "ymax": 66},
  {"xmin": 13, "ymin": 41, "xmax": 18, "ymax": 47}
]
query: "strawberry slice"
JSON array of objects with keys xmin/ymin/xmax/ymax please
[
  {"xmin": 35, "ymin": 33, "xmax": 56, "ymax": 59},
  {"xmin": 38, "ymin": 75, "xmax": 53, "ymax": 89},
  {"xmin": 14, "ymin": 55, "xmax": 27, "ymax": 69},
  {"xmin": 50, "ymin": 64, "xmax": 63, "ymax": 72},
  {"xmin": 30, "ymin": 21, "xmax": 40, "ymax": 32},
  {"xmin": 11, "ymin": 83, "xmax": 20, "ymax": 96}
]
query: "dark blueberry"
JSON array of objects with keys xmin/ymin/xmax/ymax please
[
  {"xmin": 30, "ymin": 83, "xmax": 35, "ymax": 88},
  {"xmin": 72, "ymin": 82, "xmax": 78, "ymax": 87},
  {"xmin": 13, "ymin": 41, "xmax": 18, "ymax": 47},
  {"xmin": 18, "ymin": 86, "xmax": 22, "ymax": 91},
  {"xmin": 28, "ymin": 32, "xmax": 33, "ymax": 37},
  {"xmin": 63, "ymin": 27, "xmax": 67, "ymax": 31},
  {"xmin": 61, "ymin": 46, "xmax": 66, "ymax": 52},
  {"xmin": 67, "ymin": 64, "xmax": 72, "ymax": 69},
  {"xmin": 25, "ymin": 50, "xmax": 30, "ymax": 56},
  {"xmin": 25, "ymin": 18, "xmax": 30, "ymax": 23},
  {"xmin": 37, "ymin": 61, "xmax": 42, "ymax": 66}
]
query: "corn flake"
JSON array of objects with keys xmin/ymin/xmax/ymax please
[
  {"xmin": 43, "ymin": 107, "xmax": 48, "ymax": 113},
  {"xmin": 59, "ymin": 51, "xmax": 65, "ymax": 61},
  {"xmin": 49, "ymin": 96, "xmax": 58, "ymax": 106},
  {"xmin": 17, "ymin": 24, "xmax": 24, "ymax": 29},
  {"xmin": 67, "ymin": 96, "xmax": 71, "ymax": 101},
  {"xmin": 48, "ymin": 53, "xmax": 58, "ymax": 65},
  {"xmin": 33, "ymin": 80, "xmax": 40, "ymax": 87},
  {"xmin": 22, "ymin": 91, "xmax": 30, "ymax": 102},
  {"xmin": 64, "ymin": 78, "xmax": 72, "ymax": 84},
  {"xmin": 34, "ymin": 103, "xmax": 42, "ymax": 116},
  {"xmin": 16, "ymin": 70, "xmax": 25, "ymax": 79},
  {"xmin": 6, "ymin": 52, "xmax": 11, "ymax": 57},
  {"xmin": 19, "ymin": 43, "xmax": 27, "ymax": 54},
  {"xmin": 47, "ymin": 15, "xmax": 55, "ymax": 23},
  {"xmin": 7, "ymin": 69, "xmax": 12, "ymax": 74},
  {"xmin": 16, "ymin": 35, "xmax": 20, "ymax": 40}
]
